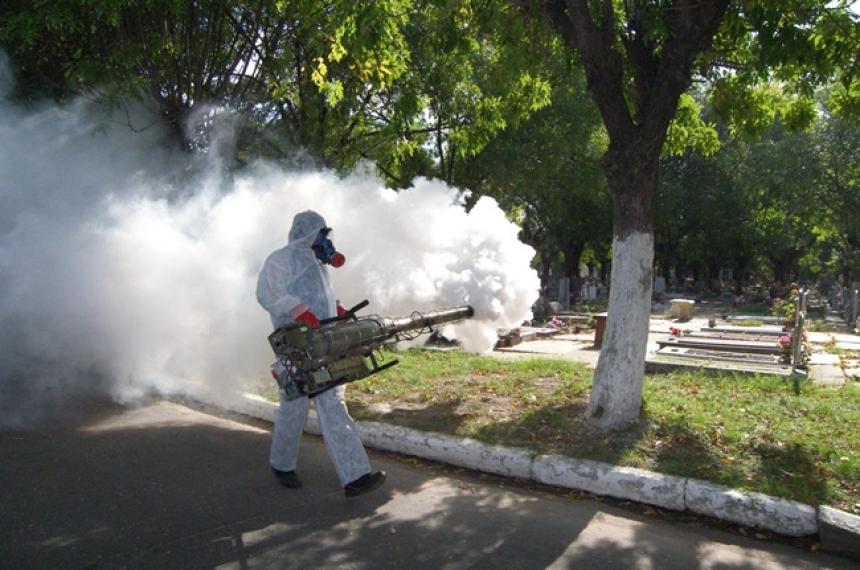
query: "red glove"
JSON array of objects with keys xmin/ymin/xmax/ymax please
[
  {"xmin": 295, "ymin": 309, "xmax": 320, "ymax": 329},
  {"xmin": 331, "ymin": 252, "xmax": 346, "ymax": 268},
  {"xmin": 336, "ymin": 300, "xmax": 348, "ymax": 317}
]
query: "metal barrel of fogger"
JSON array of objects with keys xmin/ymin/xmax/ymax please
[{"xmin": 304, "ymin": 305, "xmax": 474, "ymax": 362}]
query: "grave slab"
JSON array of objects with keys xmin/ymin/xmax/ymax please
[
  {"xmin": 657, "ymin": 336, "xmax": 781, "ymax": 355},
  {"xmin": 809, "ymin": 364, "xmax": 845, "ymax": 386},
  {"xmin": 646, "ymin": 354, "xmax": 793, "ymax": 376},
  {"xmin": 808, "ymin": 353, "xmax": 840, "ymax": 366},
  {"xmin": 495, "ymin": 339, "xmax": 593, "ymax": 355}
]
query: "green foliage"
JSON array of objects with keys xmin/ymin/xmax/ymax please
[
  {"xmin": 771, "ymin": 288, "xmax": 799, "ymax": 328},
  {"xmin": 710, "ymin": 78, "xmax": 818, "ymax": 139},
  {"xmin": 664, "ymin": 93, "xmax": 720, "ymax": 156},
  {"xmin": 2, "ymin": 1, "xmax": 300, "ymax": 146},
  {"xmin": 371, "ymin": 0, "xmax": 555, "ymax": 184},
  {"xmin": 814, "ymin": 106, "xmax": 860, "ymax": 280},
  {"xmin": 655, "ymin": 97, "xmax": 858, "ymax": 286},
  {"xmin": 0, "ymin": 0, "xmax": 557, "ymax": 176},
  {"xmin": 829, "ymin": 75, "xmax": 860, "ymax": 120},
  {"xmin": 2, "ymin": 0, "xmax": 858, "ymax": 284},
  {"xmin": 526, "ymin": 1, "xmax": 858, "ymax": 431},
  {"xmin": 657, "ymin": 134, "xmax": 756, "ymax": 284},
  {"xmin": 708, "ymin": 0, "xmax": 860, "ymax": 134},
  {"xmin": 457, "ymin": 65, "xmax": 611, "ymax": 283}
]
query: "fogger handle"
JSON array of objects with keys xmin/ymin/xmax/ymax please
[{"xmin": 319, "ymin": 299, "xmax": 370, "ymax": 326}]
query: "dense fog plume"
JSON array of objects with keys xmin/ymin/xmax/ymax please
[{"xmin": 0, "ymin": 57, "xmax": 539, "ymax": 427}]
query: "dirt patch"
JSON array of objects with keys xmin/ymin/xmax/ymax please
[
  {"xmin": 456, "ymin": 395, "xmax": 518, "ymax": 421},
  {"xmin": 366, "ymin": 401, "xmax": 427, "ymax": 414},
  {"xmin": 361, "ymin": 391, "xmax": 522, "ymax": 424}
]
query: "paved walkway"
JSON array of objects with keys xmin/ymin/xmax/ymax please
[{"xmin": 2, "ymin": 400, "xmax": 855, "ymax": 569}]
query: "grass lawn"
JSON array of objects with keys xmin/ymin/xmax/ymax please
[{"xmin": 263, "ymin": 349, "xmax": 860, "ymax": 512}]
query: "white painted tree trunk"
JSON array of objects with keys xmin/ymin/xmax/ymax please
[{"xmin": 588, "ymin": 230, "xmax": 654, "ymax": 429}]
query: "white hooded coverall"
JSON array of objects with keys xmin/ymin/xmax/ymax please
[{"xmin": 256, "ymin": 210, "xmax": 371, "ymax": 486}]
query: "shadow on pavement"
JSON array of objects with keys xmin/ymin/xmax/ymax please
[
  {"xmin": 1, "ymin": 400, "xmax": 853, "ymax": 569},
  {"xmin": 0, "ymin": 400, "xmax": 589, "ymax": 569}
]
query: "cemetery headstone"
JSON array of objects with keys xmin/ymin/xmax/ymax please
[
  {"xmin": 558, "ymin": 277, "xmax": 570, "ymax": 311},
  {"xmin": 852, "ymin": 289, "xmax": 859, "ymax": 326}
]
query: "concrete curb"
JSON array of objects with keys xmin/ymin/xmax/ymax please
[
  {"xmin": 214, "ymin": 392, "xmax": 860, "ymax": 551},
  {"xmin": 532, "ymin": 454, "xmax": 686, "ymax": 511},
  {"xmin": 359, "ymin": 421, "xmax": 533, "ymax": 479},
  {"xmin": 685, "ymin": 479, "xmax": 817, "ymax": 537},
  {"xmin": 818, "ymin": 506, "xmax": 860, "ymax": 561}
]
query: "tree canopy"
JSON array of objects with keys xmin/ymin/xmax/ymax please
[
  {"xmin": 2, "ymin": 0, "xmax": 858, "ymax": 430},
  {"xmin": 518, "ymin": 0, "xmax": 860, "ymax": 428}
]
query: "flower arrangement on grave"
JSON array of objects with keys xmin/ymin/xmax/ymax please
[
  {"xmin": 776, "ymin": 330, "xmax": 809, "ymax": 364},
  {"xmin": 777, "ymin": 334, "xmax": 793, "ymax": 359},
  {"xmin": 545, "ymin": 317, "xmax": 578, "ymax": 333}
]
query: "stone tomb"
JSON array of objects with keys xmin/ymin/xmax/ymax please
[
  {"xmin": 669, "ymin": 298, "xmax": 695, "ymax": 321},
  {"xmin": 649, "ymin": 325, "xmax": 793, "ymax": 375}
]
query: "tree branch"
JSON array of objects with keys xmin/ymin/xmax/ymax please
[
  {"xmin": 640, "ymin": 0, "xmax": 730, "ymax": 149},
  {"xmin": 543, "ymin": 0, "xmax": 636, "ymax": 142}
]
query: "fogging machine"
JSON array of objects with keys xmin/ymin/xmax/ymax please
[{"xmin": 268, "ymin": 300, "xmax": 474, "ymax": 400}]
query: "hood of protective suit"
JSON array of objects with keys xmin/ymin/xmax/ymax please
[
  {"xmin": 256, "ymin": 210, "xmax": 336, "ymax": 328},
  {"xmin": 289, "ymin": 210, "xmax": 327, "ymax": 247}
]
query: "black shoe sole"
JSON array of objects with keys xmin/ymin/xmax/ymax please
[
  {"xmin": 276, "ymin": 477, "xmax": 303, "ymax": 489},
  {"xmin": 345, "ymin": 472, "xmax": 386, "ymax": 498},
  {"xmin": 272, "ymin": 468, "xmax": 303, "ymax": 489}
]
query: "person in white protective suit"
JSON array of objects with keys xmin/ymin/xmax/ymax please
[{"xmin": 256, "ymin": 210, "xmax": 386, "ymax": 497}]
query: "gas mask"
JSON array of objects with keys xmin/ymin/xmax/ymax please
[{"xmin": 311, "ymin": 227, "xmax": 345, "ymax": 267}]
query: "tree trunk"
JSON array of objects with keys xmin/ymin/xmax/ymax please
[
  {"xmin": 706, "ymin": 257, "xmax": 721, "ymax": 292},
  {"xmin": 535, "ymin": 0, "xmax": 731, "ymax": 430},
  {"xmin": 565, "ymin": 242, "xmax": 585, "ymax": 304},
  {"xmin": 773, "ymin": 256, "xmax": 789, "ymax": 286},
  {"xmin": 733, "ymin": 256, "xmax": 748, "ymax": 294},
  {"xmin": 587, "ymin": 150, "xmax": 657, "ymax": 429}
]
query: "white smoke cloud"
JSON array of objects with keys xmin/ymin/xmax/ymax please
[{"xmin": 0, "ymin": 55, "xmax": 540, "ymax": 426}]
